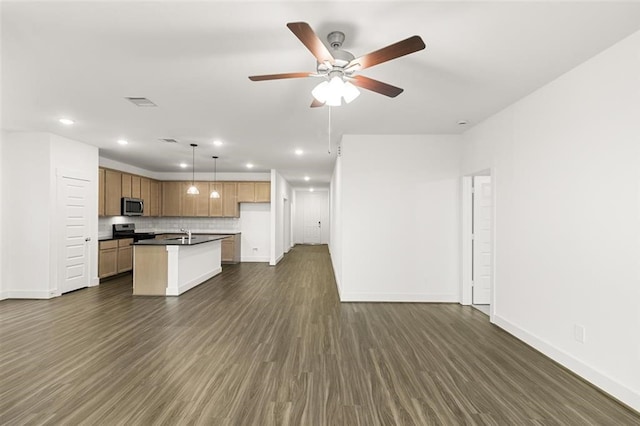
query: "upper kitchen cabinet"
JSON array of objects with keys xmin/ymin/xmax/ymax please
[
  {"xmin": 141, "ymin": 178, "xmax": 150, "ymax": 216},
  {"xmin": 149, "ymin": 180, "xmax": 160, "ymax": 217},
  {"xmin": 121, "ymin": 173, "xmax": 132, "ymax": 198},
  {"xmin": 237, "ymin": 182, "xmax": 256, "ymax": 202},
  {"xmin": 181, "ymin": 182, "xmax": 210, "ymax": 217},
  {"xmin": 131, "ymin": 176, "xmax": 141, "ymax": 198},
  {"xmin": 104, "ymin": 169, "xmax": 122, "ymax": 216},
  {"xmin": 222, "ymin": 182, "xmax": 239, "ymax": 217},
  {"xmin": 162, "ymin": 181, "xmax": 182, "ymax": 217},
  {"xmin": 98, "ymin": 168, "xmax": 105, "ymax": 216},
  {"xmin": 255, "ymin": 182, "xmax": 271, "ymax": 202},
  {"xmin": 237, "ymin": 181, "xmax": 271, "ymax": 203}
]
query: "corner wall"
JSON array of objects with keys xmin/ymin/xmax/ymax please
[
  {"xmin": 335, "ymin": 134, "xmax": 462, "ymax": 302},
  {"xmin": 461, "ymin": 30, "xmax": 640, "ymax": 410},
  {"xmin": 270, "ymin": 170, "xmax": 292, "ymax": 265}
]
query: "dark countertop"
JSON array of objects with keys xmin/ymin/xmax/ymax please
[
  {"xmin": 133, "ymin": 234, "xmax": 232, "ymax": 246},
  {"xmin": 99, "ymin": 231, "xmax": 240, "ymax": 242}
]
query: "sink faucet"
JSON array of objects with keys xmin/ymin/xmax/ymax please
[{"xmin": 180, "ymin": 228, "xmax": 192, "ymax": 239}]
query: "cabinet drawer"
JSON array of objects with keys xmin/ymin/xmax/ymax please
[
  {"xmin": 99, "ymin": 240, "xmax": 118, "ymax": 250},
  {"xmin": 118, "ymin": 238, "xmax": 133, "ymax": 247}
]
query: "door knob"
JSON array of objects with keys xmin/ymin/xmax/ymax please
[{"xmin": 85, "ymin": 237, "xmax": 91, "ymax": 242}]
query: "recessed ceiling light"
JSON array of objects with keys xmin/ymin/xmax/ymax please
[
  {"xmin": 213, "ymin": 140, "xmax": 223, "ymax": 146},
  {"xmin": 295, "ymin": 149, "xmax": 304, "ymax": 156},
  {"xmin": 246, "ymin": 163, "xmax": 254, "ymax": 169},
  {"xmin": 117, "ymin": 139, "xmax": 128, "ymax": 145},
  {"xmin": 457, "ymin": 120, "xmax": 469, "ymax": 125},
  {"xmin": 59, "ymin": 118, "xmax": 74, "ymax": 125},
  {"xmin": 309, "ymin": 188, "xmax": 314, "ymax": 192},
  {"xmin": 179, "ymin": 163, "xmax": 188, "ymax": 168},
  {"xmin": 304, "ymin": 176, "xmax": 310, "ymax": 181}
]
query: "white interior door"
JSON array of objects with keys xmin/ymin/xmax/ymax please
[
  {"xmin": 58, "ymin": 175, "xmax": 90, "ymax": 294},
  {"xmin": 473, "ymin": 175, "xmax": 492, "ymax": 304},
  {"xmin": 303, "ymin": 195, "xmax": 322, "ymax": 244}
]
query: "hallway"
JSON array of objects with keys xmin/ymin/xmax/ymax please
[{"xmin": 1, "ymin": 245, "xmax": 637, "ymax": 424}]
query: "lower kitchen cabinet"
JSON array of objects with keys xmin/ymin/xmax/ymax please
[
  {"xmin": 99, "ymin": 238, "xmax": 133, "ymax": 279},
  {"xmin": 221, "ymin": 235, "xmax": 241, "ymax": 264}
]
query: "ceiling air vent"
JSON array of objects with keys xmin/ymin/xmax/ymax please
[
  {"xmin": 125, "ymin": 97, "xmax": 157, "ymax": 107},
  {"xmin": 159, "ymin": 138, "xmax": 178, "ymax": 144}
]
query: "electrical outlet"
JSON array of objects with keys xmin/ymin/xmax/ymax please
[
  {"xmin": 252, "ymin": 247, "xmax": 258, "ymax": 251},
  {"xmin": 574, "ymin": 324, "xmax": 586, "ymax": 343}
]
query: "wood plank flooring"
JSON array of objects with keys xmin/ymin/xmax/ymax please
[{"xmin": 1, "ymin": 245, "xmax": 638, "ymax": 425}]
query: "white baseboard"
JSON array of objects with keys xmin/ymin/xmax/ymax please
[
  {"xmin": 167, "ymin": 267, "xmax": 222, "ymax": 296},
  {"xmin": 240, "ymin": 256, "xmax": 270, "ymax": 262},
  {"xmin": 339, "ymin": 292, "xmax": 459, "ymax": 303},
  {"xmin": 493, "ymin": 315, "xmax": 640, "ymax": 412},
  {"xmin": 270, "ymin": 253, "xmax": 284, "ymax": 266},
  {"xmin": 0, "ymin": 291, "xmax": 8, "ymax": 301},
  {"xmin": 4, "ymin": 290, "xmax": 54, "ymax": 299},
  {"xmin": 90, "ymin": 277, "xmax": 100, "ymax": 287}
]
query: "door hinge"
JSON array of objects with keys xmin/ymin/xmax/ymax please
[
  {"xmin": 471, "ymin": 187, "xmax": 475, "ymax": 194},
  {"xmin": 471, "ymin": 233, "xmax": 475, "ymax": 240}
]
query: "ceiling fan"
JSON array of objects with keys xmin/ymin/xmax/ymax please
[{"xmin": 249, "ymin": 22, "xmax": 426, "ymax": 107}]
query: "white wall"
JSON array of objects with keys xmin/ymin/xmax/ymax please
[
  {"xmin": 0, "ymin": 131, "xmax": 6, "ymax": 299},
  {"xmin": 461, "ymin": 30, "xmax": 640, "ymax": 410},
  {"xmin": 239, "ymin": 203, "xmax": 270, "ymax": 262},
  {"xmin": 329, "ymin": 156, "xmax": 343, "ymax": 295},
  {"xmin": 99, "ymin": 156, "xmax": 270, "ymax": 182},
  {"xmin": 334, "ymin": 134, "xmax": 462, "ymax": 302},
  {"xmin": 270, "ymin": 170, "xmax": 293, "ymax": 265},
  {"xmin": 292, "ymin": 190, "xmax": 330, "ymax": 244},
  {"xmin": 1, "ymin": 132, "xmax": 99, "ymax": 298}
]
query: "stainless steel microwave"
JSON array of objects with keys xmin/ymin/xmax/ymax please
[{"xmin": 121, "ymin": 197, "xmax": 144, "ymax": 216}]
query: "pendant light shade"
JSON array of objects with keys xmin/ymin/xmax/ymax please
[
  {"xmin": 210, "ymin": 156, "xmax": 220, "ymax": 199},
  {"xmin": 187, "ymin": 143, "xmax": 199, "ymax": 195}
]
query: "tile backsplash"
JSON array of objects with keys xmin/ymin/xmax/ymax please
[{"xmin": 99, "ymin": 216, "xmax": 240, "ymax": 237}]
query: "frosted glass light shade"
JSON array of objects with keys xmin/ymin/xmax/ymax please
[
  {"xmin": 312, "ymin": 76, "xmax": 360, "ymax": 106},
  {"xmin": 187, "ymin": 185, "xmax": 199, "ymax": 195},
  {"xmin": 210, "ymin": 190, "xmax": 220, "ymax": 199}
]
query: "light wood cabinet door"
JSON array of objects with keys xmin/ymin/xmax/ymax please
[
  {"xmin": 149, "ymin": 180, "xmax": 159, "ymax": 217},
  {"xmin": 162, "ymin": 181, "xmax": 182, "ymax": 217},
  {"xmin": 181, "ymin": 182, "xmax": 209, "ymax": 217},
  {"xmin": 141, "ymin": 178, "xmax": 150, "ymax": 216},
  {"xmin": 121, "ymin": 173, "xmax": 132, "ymax": 198},
  {"xmin": 131, "ymin": 176, "xmax": 141, "ymax": 198},
  {"xmin": 117, "ymin": 239, "xmax": 133, "ymax": 273},
  {"xmin": 222, "ymin": 182, "xmax": 238, "ymax": 217},
  {"xmin": 221, "ymin": 239, "xmax": 234, "ymax": 263},
  {"xmin": 237, "ymin": 182, "xmax": 256, "ymax": 202},
  {"xmin": 99, "ymin": 240, "xmax": 118, "ymax": 278},
  {"xmin": 255, "ymin": 182, "xmax": 271, "ymax": 202},
  {"xmin": 209, "ymin": 183, "xmax": 223, "ymax": 217},
  {"xmin": 104, "ymin": 170, "xmax": 122, "ymax": 216},
  {"xmin": 98, "ymin": 168, "xmax": 105, "ymax": 216}
]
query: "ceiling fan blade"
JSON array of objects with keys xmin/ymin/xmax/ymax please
[
  {"xmin": 287, "ymin": 22, "xmax": 335, "ymax": 64},
  {"xmin": 249, "ymin": 72, "xmax": 312, "ymax": 81},
  {"xmin": 310, "ymin": 98, "xmax": 325, "ymax": 108},
  {"xmin": 350, "ymin": 75, "xmax": 404, "ymax": 98},
  {"xmin": 348, "ymin": 35, "xmax": 425, "ymax": 71}
]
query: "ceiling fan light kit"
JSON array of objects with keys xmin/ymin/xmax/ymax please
[{"xmin": 249, "ymin": 22, "xmax": 425, "ymax": 107}]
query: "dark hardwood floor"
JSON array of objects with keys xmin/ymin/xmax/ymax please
[{"xmin": 1, "ymin": 245, "xmax": 638, "ymax": 425}]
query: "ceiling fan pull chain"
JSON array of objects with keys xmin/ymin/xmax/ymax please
[{"xmin": 328, "ymin": 106, "xmax": 332, "ymax": 155}]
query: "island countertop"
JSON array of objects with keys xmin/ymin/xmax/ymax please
[{"xmin": 133, "ymin": 235, "xmax": 232, "ymax": 246}]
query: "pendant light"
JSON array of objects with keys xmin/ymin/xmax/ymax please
[
  {"xmin": 186, "ymin": 143, "xmax": 199, "ymax": 195},
  {"xmin": 210, "ymin": 156, "xmax": 220, "ymax": 199}
]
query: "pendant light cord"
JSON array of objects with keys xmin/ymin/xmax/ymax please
[{"xmin": 192, "ymin": 146, "xmax": 195, "ymax": 185}]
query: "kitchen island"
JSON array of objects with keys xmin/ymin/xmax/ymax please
[{"xmin": 133, "ymin": 235, "xmax": 231, "ymax": 296}]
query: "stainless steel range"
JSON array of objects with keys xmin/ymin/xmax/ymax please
[{"xmin": 112, "ymin": 223, "xmax": 156, "ymax": 242}]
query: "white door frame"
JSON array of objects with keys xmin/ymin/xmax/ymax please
[{"xmin": 461, "ymin": 168, "xmax": 497, "ymax": 320}]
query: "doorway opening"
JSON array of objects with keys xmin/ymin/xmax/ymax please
[{"xmin": 461, "ymin": 170, "xmax": 494, "ymax": 319}]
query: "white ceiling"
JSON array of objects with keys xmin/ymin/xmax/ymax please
[{"xmin": 3, "ymin": 1, "xmax": 640, "ymax": 187}]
